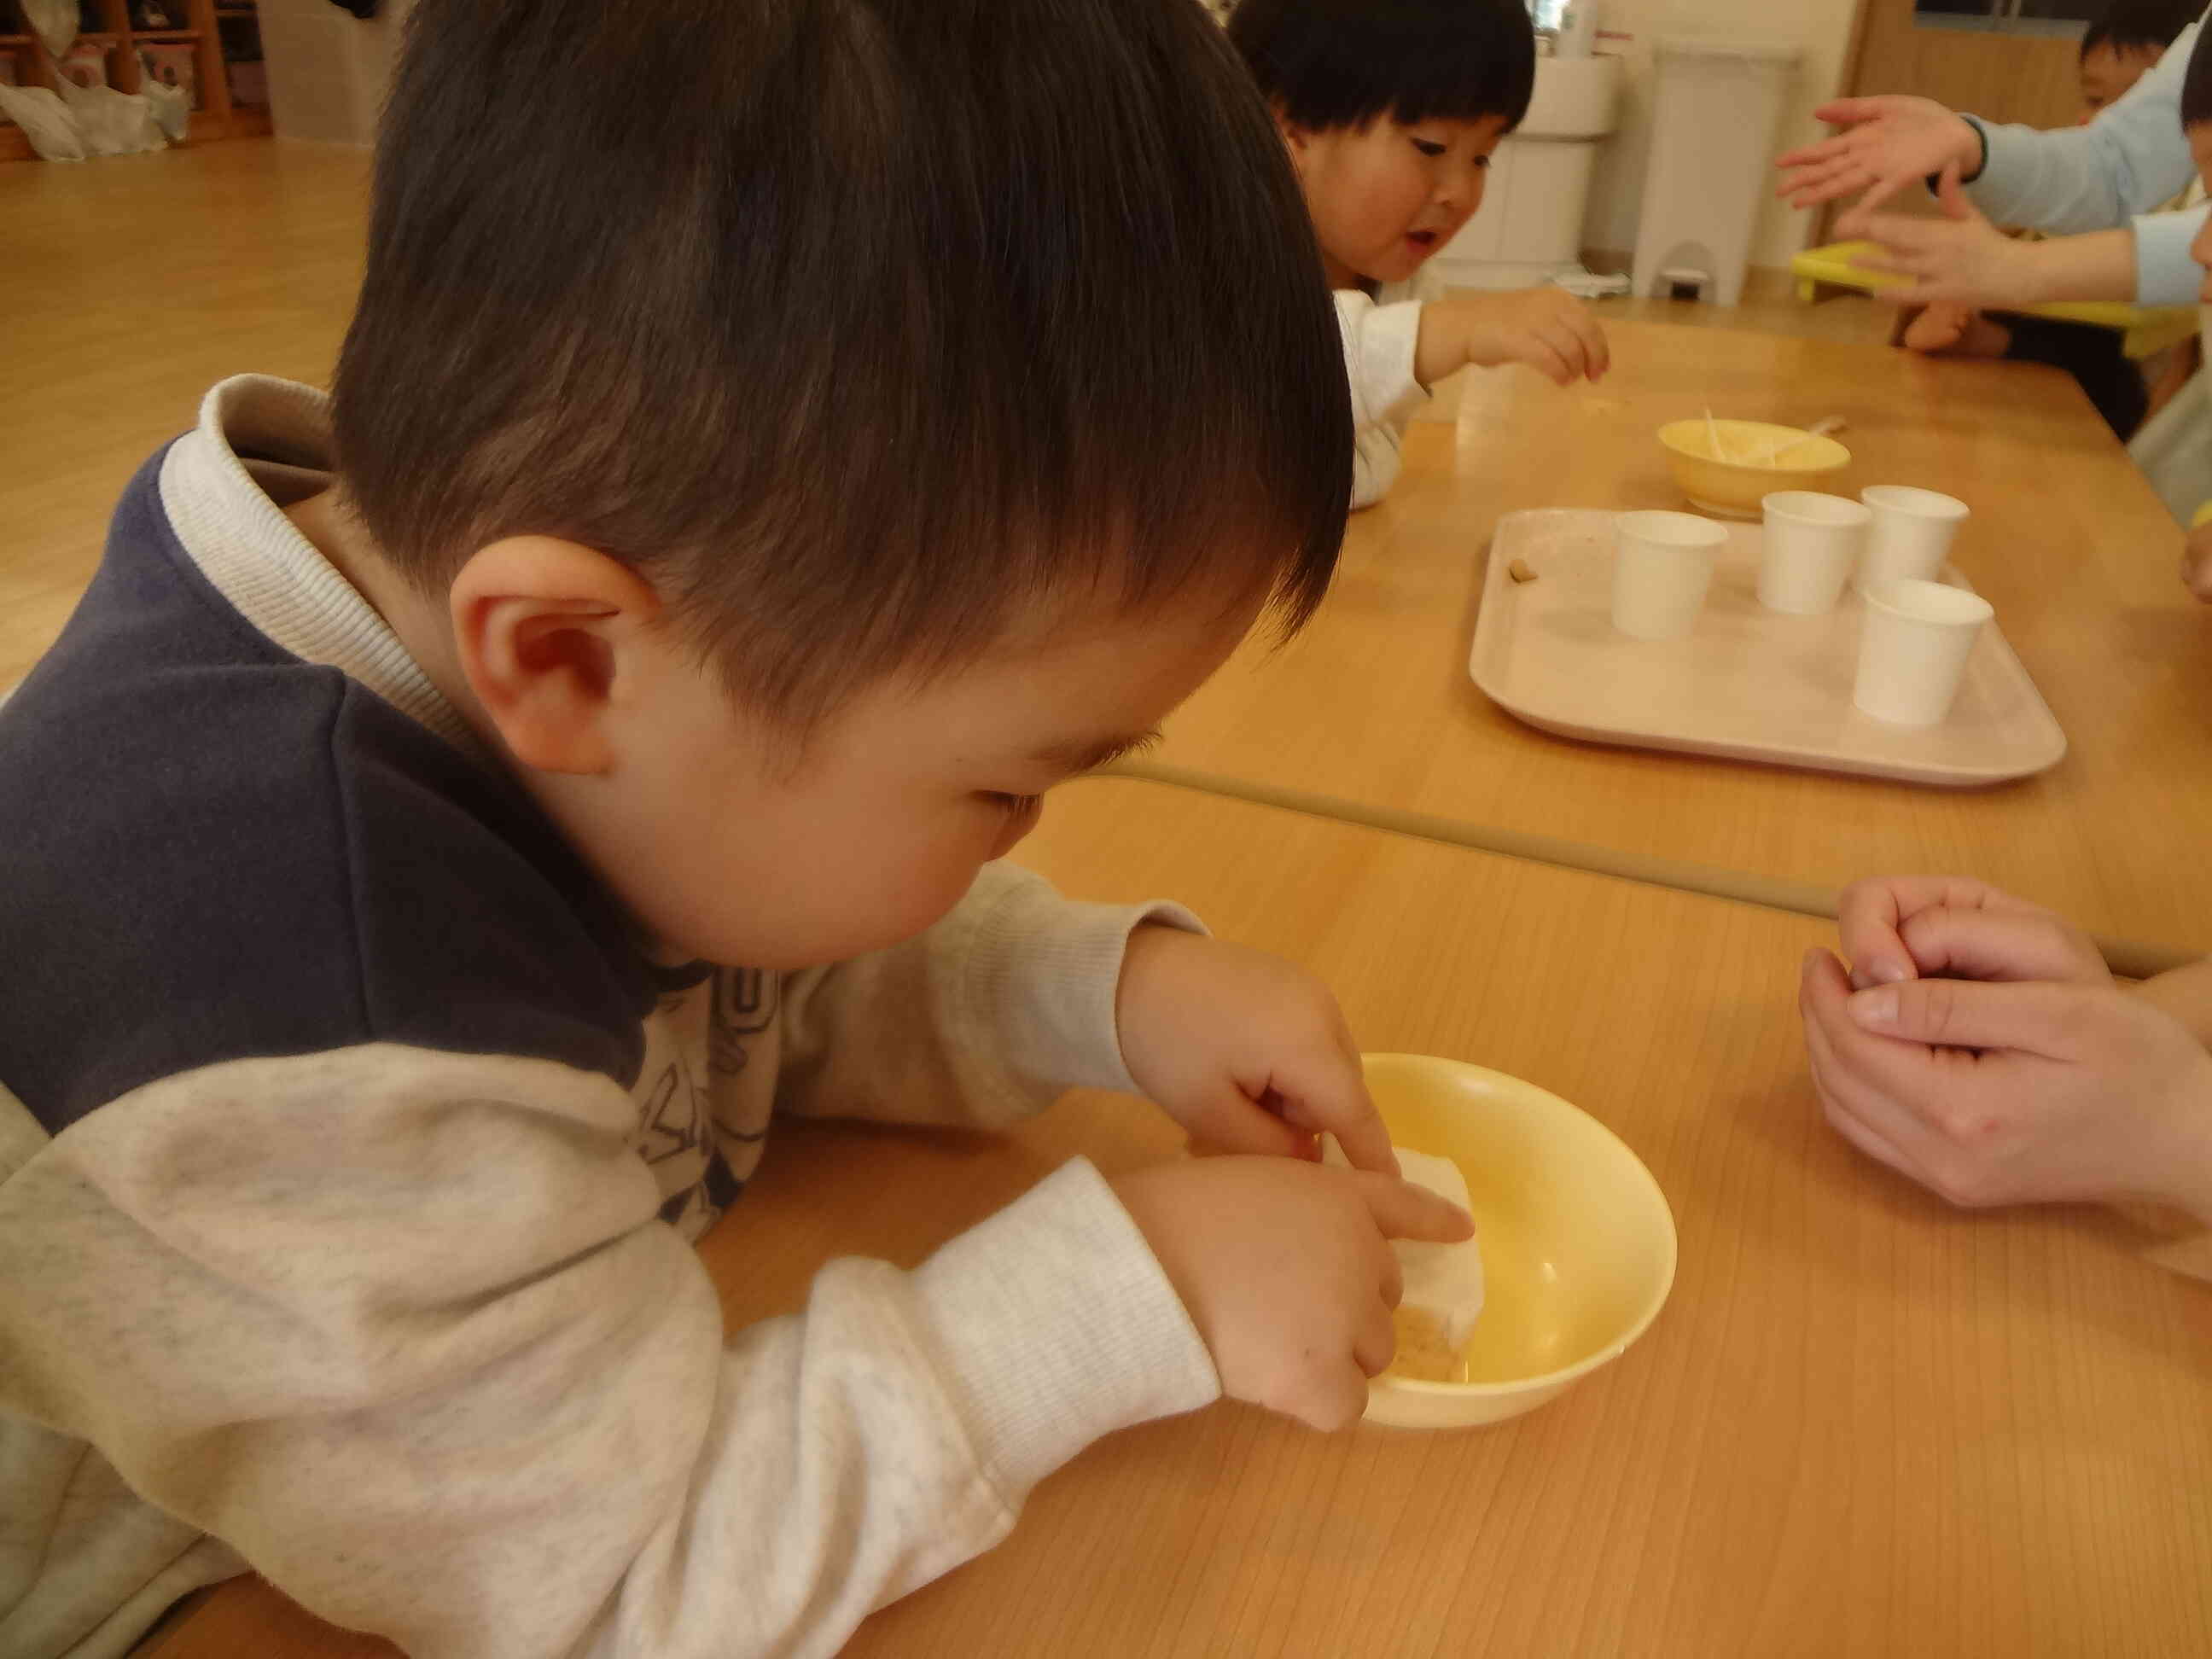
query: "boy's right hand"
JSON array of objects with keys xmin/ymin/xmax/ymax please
[
  {"xmin": 1112, "ymin": 1156, "xmax": 1472, "ymax": 1431},
  {"xmin": 1423, "ymin": 289, "xmax": 1609, "ymax": 388}
]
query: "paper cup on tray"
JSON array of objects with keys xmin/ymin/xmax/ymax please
[
  {"xmin": 1853, "ymin": 578, "xmax": 1992, "ymax": 726},
  {"xmin": 1859, "ymin": 486, "xmax": 1968, "ymax": 591},
  {"xmin": 1612, "ymin": 510, "xmax": 1726, "ymax": 641},
  {"xmin": 1759, "ymin": 491, "xmax": 1869, "ymax": 615}
]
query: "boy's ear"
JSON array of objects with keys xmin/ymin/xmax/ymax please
[
  {"xmin": 1272, "ymin": 103, "xmax": 1312, "ymax": 168},
  {"xmin": 447, "ymin": 536, "xmax": 666, "ymax": 777}
]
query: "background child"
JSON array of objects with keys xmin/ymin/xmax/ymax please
[
  {"xmin": 0, "ymin": 0, "xmax": 1472, "ymax": 1654},
  {"xmin": 1230, "ymin": 0, "xmax": 1610, "ymax": 509},
  {"xmin": 1896, "ymin": 0, "xmax": 2200, "ymax": 443}
]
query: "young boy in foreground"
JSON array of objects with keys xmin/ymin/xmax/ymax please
[
  {"xmin": 0, "ymin": 2, "xmax": 1471, "ymax": 1654},
  {"xmin": 1231, "ymin": 0, "xmax": 1610, "ymax": 509}
]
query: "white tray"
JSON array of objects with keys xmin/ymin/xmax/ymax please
[{"xmin": 1469, "ymin": 509, "xmax": 2066, "ymax": 787}]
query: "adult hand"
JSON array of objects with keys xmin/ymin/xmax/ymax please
[
  {"xmin": 1801, "ymin": 941, "xmax": 2212, "ymax": 1216},
  {"xmin": 1848, "ymin": 166, "xmax": 2036, "ymax": 309},
  {"xmin": 1775, "ymin": 96, "xmax": 1982, "ymax": 215}
]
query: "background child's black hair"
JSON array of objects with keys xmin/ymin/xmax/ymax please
[
  {"xmin": 2081, "ymin": 0, "xmax": 2198, "ymax": 64},
  {"xmin": 335, "ymin": 0, "xmax": 1349, "ymax": 729},
  {"xmin": 2183, "ymin": 8, "xmax": 2212, "ymax": 126},
  {"xmin": 1228, "ymin": 0, "xmax": 1536, "ymax": 133}
]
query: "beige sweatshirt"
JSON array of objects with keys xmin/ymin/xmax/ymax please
[{"xmin": 0, "ymin": 377, "xmax": 1220, "ymax": 1659}]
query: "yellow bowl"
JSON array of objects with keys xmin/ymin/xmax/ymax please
[
  {"xmin": 1363, "ymin": 1053, "xmax": 1676, "ymax": 1430},
  {"xmin": 1657, "ymin": 418, "xmax": 1851, "ymax": 519}
]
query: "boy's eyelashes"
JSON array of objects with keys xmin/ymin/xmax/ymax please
[
  {"xmin": 981, "ymin": 791, "xmax": 1043, "ymax": 815},
  {"xmin": 1412, "ymin": 138, "xmax": 1446, "ymax": 157}
]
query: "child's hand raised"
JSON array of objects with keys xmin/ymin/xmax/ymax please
[
  {"xmin": 1112, "ymin": 1155, "xmax": 1472, "ymax": 1430},
  {"xmin": 1115, "ymin": 928, "xmax": 1398, "ymax": 1176},
  {"xmin": 1419, "ymin": 288, "xmax": 1610, "ymax": 388}
]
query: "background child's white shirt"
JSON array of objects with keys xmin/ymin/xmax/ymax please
[{"xmin": 1336, "ymin": 265, "xmax": 1445, "ymax": 509}]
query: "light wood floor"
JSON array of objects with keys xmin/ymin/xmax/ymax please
[{"xmin": 0, "ymin": 139, "xmax": 1897, "ymax": 690}]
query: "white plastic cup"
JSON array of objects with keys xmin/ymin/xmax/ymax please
[
  {"xmin": 1612, "ymin": 510, "xmax": 1726, "ymax": 640},
  {"xmin": 1759, "ymin": 491, "xmax": 1870, "ymax": 615},
  {"xmin": 1859, "ymin": 486, "xmax": 1969, "ymax": 591},
  {"xmin": 1853, "ymin": 579, "xmax": 1993, "ymax": 726}
]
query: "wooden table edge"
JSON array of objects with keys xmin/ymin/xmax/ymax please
[{"xmin": 1105, "ymin": 759, "xmax": 2197, "ymax": 981}]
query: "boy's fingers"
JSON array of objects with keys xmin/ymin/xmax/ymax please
[
  {"xmin": 1180, "ymin": 1082, "xmax": 1315, "ymax": 1163},
  {"xmin": 1293, "ymin": 1365, "xmax": 1372, "ymax": 1432},
  {"xmin": 1579, "ymin": 314, "xmax": 1611, "ymax": 378},
  {"xmin": 1352, "ymin": 1303, "xmax": 1395, "ymax": 1379},
  {"xmin": 1352, "ymin": 1170, "xmax": 1475, "ymax": 1243},
  {"xmin": 1539, "ymin": 323, "xmax": 1588, "ymax": 381},
  {"xmin": 1274, "ymin": 1052, "xmax": 1398, "ymax": 1176}
]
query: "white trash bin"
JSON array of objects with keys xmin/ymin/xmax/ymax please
[{"xmin": 1629, "ymin": 37, "xmax": 1798, "ymax": 309}]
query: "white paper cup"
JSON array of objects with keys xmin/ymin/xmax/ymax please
[
  {"xmin": 1612, "ymin": 510, "xmax": 1726, "ymax": 640},
  {"xmin": 1853, "ymin": 578, "xmax": 1993, "ymax": 726},
  {"xmin": 1858, "ymin": 486, "xmax": 1969, "ymax": 591},
  {"xmin": 1759, "ymin": 491, "xmax": 1870, "ymax": 615}
]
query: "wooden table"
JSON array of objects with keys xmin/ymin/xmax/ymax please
[
  {"xmin": 1128, "ymin": 319, "xmax": 2212, "ymax": 973},
  {"xmin": 149, "ymin": 780, "xmax": 2212, "ymax": 1659}
]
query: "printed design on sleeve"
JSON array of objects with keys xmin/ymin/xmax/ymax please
[{"xmin": 709, "ymin": 968, "xmax": 777, "ymax": 1076}]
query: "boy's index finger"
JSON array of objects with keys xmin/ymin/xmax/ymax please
[
  {"xmin": 1351, "ymin": 1171, "xmax": 1475, "ymax": 1244},
  {"xmin": 1321, "ymin": 1086, "xmax": 1399, "ymax": 1179}
]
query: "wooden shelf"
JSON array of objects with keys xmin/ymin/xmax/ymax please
[{"xmin": 135, "ymin": 28, "xmax": 201, "ymax": 41}]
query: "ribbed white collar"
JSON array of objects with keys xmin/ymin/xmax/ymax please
[{"xmin": 157, "ymin": 375, "xmax": 483, "ymax": 759}]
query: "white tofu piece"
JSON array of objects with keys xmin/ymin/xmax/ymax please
[{"xmin": 1326, "ymin": 1138, "xmax": 1485, "ymax": 1349}]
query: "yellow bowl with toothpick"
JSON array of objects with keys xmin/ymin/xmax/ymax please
[{"xmin": 1658, "ymin": 418, "xmax": 1851, "ymax": 519}]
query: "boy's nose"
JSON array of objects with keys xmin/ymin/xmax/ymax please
[{"xmin": 988, "ymin": 797, "xmax": 1044, "ymax": 859}]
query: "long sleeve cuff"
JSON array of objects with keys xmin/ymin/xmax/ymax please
[
  {"xmin": 958, "ymin": 865, "xmax": 1205, "ymax": 1102},
  {"xmin": 911, "ymin": 1157, "xmax": 1220, "ymax": 1496},
  {"xmin": 2131, "ymin": 206, "xmax": 2210, "ymax": 307}
]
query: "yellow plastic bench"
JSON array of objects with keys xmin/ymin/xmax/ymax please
[{"xmin": 1792, "ymin": 240, "xmax": 2199, "ymax": 360}]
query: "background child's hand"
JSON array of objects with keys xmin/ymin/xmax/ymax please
[
  {"xmin": 1422, "ymin": 289, "xmax": 1609, "ymax": 388},
  {"xmin": 1831, "ymin": 874, "xmax": 2110, "ymax": 992},
  {"xmin": 1112, "ymin": 1155, "xmax": 1472, "ymax": 1430},
  {"xmin": 1116, "ymin": 928, "xmax": 1397, "ymax": 1176}
]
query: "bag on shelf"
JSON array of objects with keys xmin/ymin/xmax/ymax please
[
  {"xmin": 54, "ymin": 74, "xmax": 163, "ymax": 155},
  {"xmin": 0, "ymin": 83, "xmax": 86, "ymax": 160},
  {"xmin": 140, "ymin": 72, "xmax": 188, "ymax": 142}
]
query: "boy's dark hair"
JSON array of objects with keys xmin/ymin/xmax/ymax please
[
  {"xmin": 1227, "ymin": 0, "xmax": 1536, "ymax": 134},
  {"xmin": 2082, "ymin": 0, "xmax": 2197, "ymax": 61},
  {"xmin": 2184, "ymin": 7, "xmax": 2212, "ymax": 126},
  {"xmin": 334, "ymin": 0, "xmax": 1348, "ymax": 727}
]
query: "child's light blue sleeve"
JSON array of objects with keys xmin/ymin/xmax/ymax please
[
  {"xmin": 1960, "ymin": 13, "xmax": 2206, "ymax": 303},
  {"xmin": 2130, "ymin": 206, "xmax": 2212, "ymax": 306}
]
